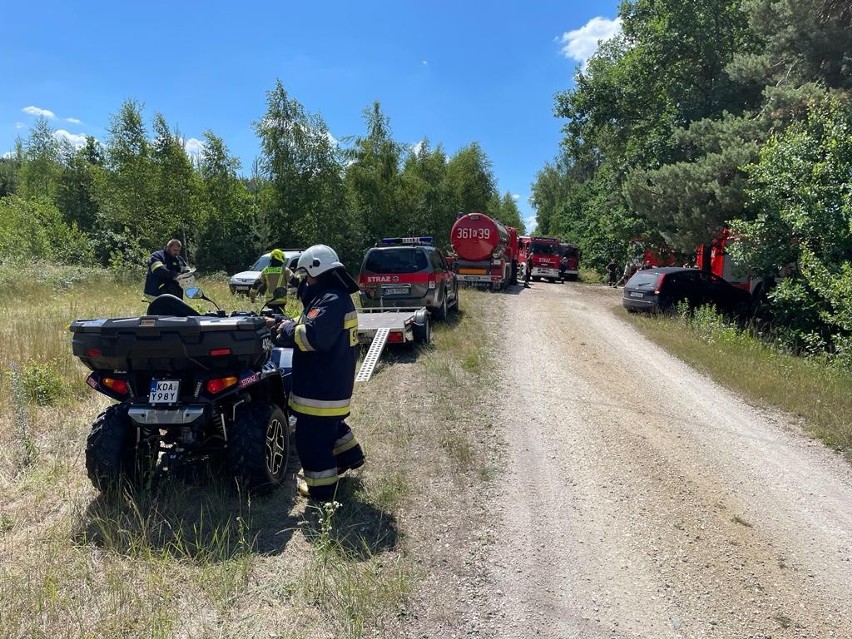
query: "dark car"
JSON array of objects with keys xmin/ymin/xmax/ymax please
[
  {"xmin": 358, "ymin": 237, "xmax": 459, "ymax": 320},
  {"xmin": 622, "ymin": 267, "xmax": 752, "ymax": 316}
]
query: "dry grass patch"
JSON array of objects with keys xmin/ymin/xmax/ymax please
[
  {"xmin": 1, "ymin": 271, "xmax": 504, "ymax": 638},
  {"xmin": 625, "ymin": 306, "xmax": 852, "ymax": 456}
]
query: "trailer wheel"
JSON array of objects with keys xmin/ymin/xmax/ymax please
[
  {"xmin": 227, "ymin": 402, "xmax": 289, "ymax": 494},
  {"xmin": 85, "ymin": 404, "xmax": 158, "ymax": 491},
  {"xmin": 412, "ymin": 308, "xmax": 432, "ymax": 344}
]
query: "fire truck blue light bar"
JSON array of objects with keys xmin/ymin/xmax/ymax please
[{"xmin": 381, "ymin": 236, "xmax": 434, "ymax": 245}]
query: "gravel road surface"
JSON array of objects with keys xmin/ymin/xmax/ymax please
[{"xmin": 482, "ymin": 282, "xmax": 852, "ymax": 639}]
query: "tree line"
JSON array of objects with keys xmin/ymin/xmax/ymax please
[
  {"xmin": 532, "ymin": 0, "xmax": 852, "ymax": 357},
  {"xmin": 0, "ymin": 81, "xmax": 525, "ymax": 276}
]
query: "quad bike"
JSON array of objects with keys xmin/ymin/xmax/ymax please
[{"xmin": 70, "ymin": 287, "xmax": 293, "ymax": 494}]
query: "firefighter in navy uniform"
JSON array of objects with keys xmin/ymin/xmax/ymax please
[
  {"xmin": 250, "ymin": 248, "xmax": 295, "ymax": 313},
  {"xmin": 144, "ymin": 239, "xmax": 189, "ymax": 301},
  {"xmin": 274, "ymin": 244, "xmax": 365, "ymax": 501}
]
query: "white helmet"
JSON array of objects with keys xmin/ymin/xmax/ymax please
[{"xmin": 296, "ymin": 244, "xmax": 344, "ymax": 277}]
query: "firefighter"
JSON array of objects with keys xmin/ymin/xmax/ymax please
[
  {"xmin": 523, "ymin": 253, "xmax": 532, "ymax": 288},
  {"xmin": 274, "ymin": 244, "xmax": 365, "ymax": 501},
  {"xmin": 144, "ymin": 239, "xmax": 189, "ymax": 301},
  {"xmin": 251, "ymin": 248, "xmax": 295, "ymax": 314}
]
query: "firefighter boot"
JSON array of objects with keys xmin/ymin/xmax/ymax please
[
  {"xmin": 294, "ymin": 414, "xmax": 340, "ymax": 501},
  {"xmin": 334, "ymin": 421, "xmax": 365, "ymax": 475},
  {"xmin": 296, "ymin": 472, "xmax": 310, "ymax": 498}
]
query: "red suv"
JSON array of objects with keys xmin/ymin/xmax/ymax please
[{"xmin": 358, "ymin": 237, "xmax": 460, "ymax": 320}]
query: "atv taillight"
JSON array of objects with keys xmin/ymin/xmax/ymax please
[
  {"xmin": 102, "ymin": 377, "xmax": 129, "ymax": 395},
  {"xmin": 206, "ymin": 376, "xmax": 238, "ymax": 394},
  {"xmin": 209, "ymin": 348, "xmax": 231, "ymax": 357},
  {"xmin": 86, "ymin": 349, "xmax": 102, "ymax": 357},
  {"xmin": 653, "ymin": 274, "xmax": 666, "ymax": 295},
  {"xmin": 387, "ymin": 331, "xmax": 405, "ymax": 343}
]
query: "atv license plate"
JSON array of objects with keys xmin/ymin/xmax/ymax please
[
  {"xmin": 149, "ymin": 379, "xmax": 180, "ymax": 404},
  {"xmin": 629, "ymin": 292, "xmax": 644, "ymax": 298},
  {"xmin": 383, "ymin": 287, "xmax": 409, "ymax": 295}
]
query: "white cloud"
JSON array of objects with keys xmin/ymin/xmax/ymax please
[
  {"xmin": 326, "ymin": 131, "xmax": 338, "ymax": 146},
  {"xmin": 412, "ymin": 140, "xmax": 425, "ymax": 156},
  {"xmin": 421, "ymin": 60, "xmax": 428, "ymax": 66},
  {"xmin": 22, "ymin": 105, "xmax": 56, "ymax": 118},
  {"xmin": 15, "ymin": 122, "xmax": 26, "ymax": 129},
  {"xmin": 54, "ymin": 129, "xmax": 88, "ymax": 149},
  {"xmin": 66, "ymin": 117, "xmax": 82, "ymax": 124},
  {"xmin": 557, "ymin": 16, "xmax": 622, "ymax": 66},
  {"xmin": 512, "ymin": 193, "xmax": 520, "ymax": 201},
  {"xmin": 524, "ymin": 215, "xmax": 537, "ymax": 232},
  {"xmin": 1, "ymin": 151, "xmax": 14, "ymax": 159},
  {"xmin": 183, "ymin": 137, "xmax": 205, "ymax": 158}
]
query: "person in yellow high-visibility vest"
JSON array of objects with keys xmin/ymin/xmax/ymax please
[{"xmin": 250, "ymin": 249, "xmax": 295, "ymax": 314}]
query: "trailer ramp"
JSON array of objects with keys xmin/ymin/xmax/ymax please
[{"xmin": 355, "ymin": 327, "xmax": 390, "ymax": 382}]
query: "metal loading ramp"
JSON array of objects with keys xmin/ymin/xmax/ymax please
[
  {"xmin": 355, "ymin": 327, "xmax": 390, "ymax": 382},
  {"xmin": 353, "ymin": 307, "xmax": 430, "ymax": 382}
]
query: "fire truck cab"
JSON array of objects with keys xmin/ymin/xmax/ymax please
[
  {"xmin": 519, "ymin": 236, "xmax": 562, "ymax": 282},
  {"xmin": 558, "ymin": 242, "xmax": 580, "ymax": 281},
  {"xmin": 697, "ymin": 230, "xmax": 763, "ymax": 297}
]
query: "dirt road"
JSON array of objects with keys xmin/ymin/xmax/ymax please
[{"xmin": 480, "ymin": 282, "xmax": 852, "ymax": 638}]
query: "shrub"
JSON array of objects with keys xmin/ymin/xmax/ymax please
[
  {"xmin": 14, "ymin": 359, "xmax": 66, "ymax": 406},
  {"xmin": 0, "ymin": 196, "xmax": 95, "ymax": 265}
]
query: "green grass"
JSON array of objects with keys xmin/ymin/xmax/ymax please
[{"xmin": 626, "ymin": 305, "xmax": 852, "ymax": 457}]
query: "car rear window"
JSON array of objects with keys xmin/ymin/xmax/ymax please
[
  {"xmin": 363, "ymin": 248, "xmax": 430, "ymax": 274},
  {"xmin": 627, "ymin": 272, "xmax": 662, "ymax": 288}
]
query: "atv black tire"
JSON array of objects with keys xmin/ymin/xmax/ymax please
[
  {"xmin": 227, "ymin": 402, "xmax": 289, "ymax": 494},
  {"xmin": 85, "ymin": 404, "xmax": 158, "ymax": 491}
]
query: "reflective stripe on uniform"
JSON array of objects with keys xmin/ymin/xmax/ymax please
[
  {"xmin": 303, "ymin": 467, "xmax": 339, "ymax": 486},
  {"xmin": 343, "ymin": 310, "xmax": 358, "ymax": 329},
  {"xmin": 151, "ymin": 261, "xmax": 165, "ymax": 271},
  {"xmin": 289, "ymin": 393, "xmax": 351, "ymax": 417},
  {"xmin": 143, "ymin": 294, "xmax": 156, "ymax": 301},
  {"xmin": 294, "ymin": 324, "xmax": 315, "ymax": 352},
  {"xmin": 333, "ymin": 431, "xmax": 359, "ymax": 456},
  {"xmin": 264, "ymin": 267, "xmax": 284, "ymax": 291}
]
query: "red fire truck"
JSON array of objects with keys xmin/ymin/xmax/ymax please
[
  {"xmin": 696, "ymin": 228, "xmax": 766, "ymax": 296},
  {"xmin": 450, "ymin": 212, "xmax": 519, "ymax": 290},
  {"xmin": 518, "ymin": 236, "xmax": 562, "ymax": 282},
  {"xmin": 558, "ymin": 242, "xmax": 580, "ymax": 281}
]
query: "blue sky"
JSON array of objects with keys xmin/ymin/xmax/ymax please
[{"xmin": 1, "ymin": 0, "xmax": 621, "ymax": 231}]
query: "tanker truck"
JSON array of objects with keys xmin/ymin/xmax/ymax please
[{"xmin": 450, "ymin": 212, "xmax": 519, "ymax": 290}]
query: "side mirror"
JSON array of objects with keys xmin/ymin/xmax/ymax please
[{"xmin": 186, "ymin": 287, "xmax": 204, "ymax": 299}]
